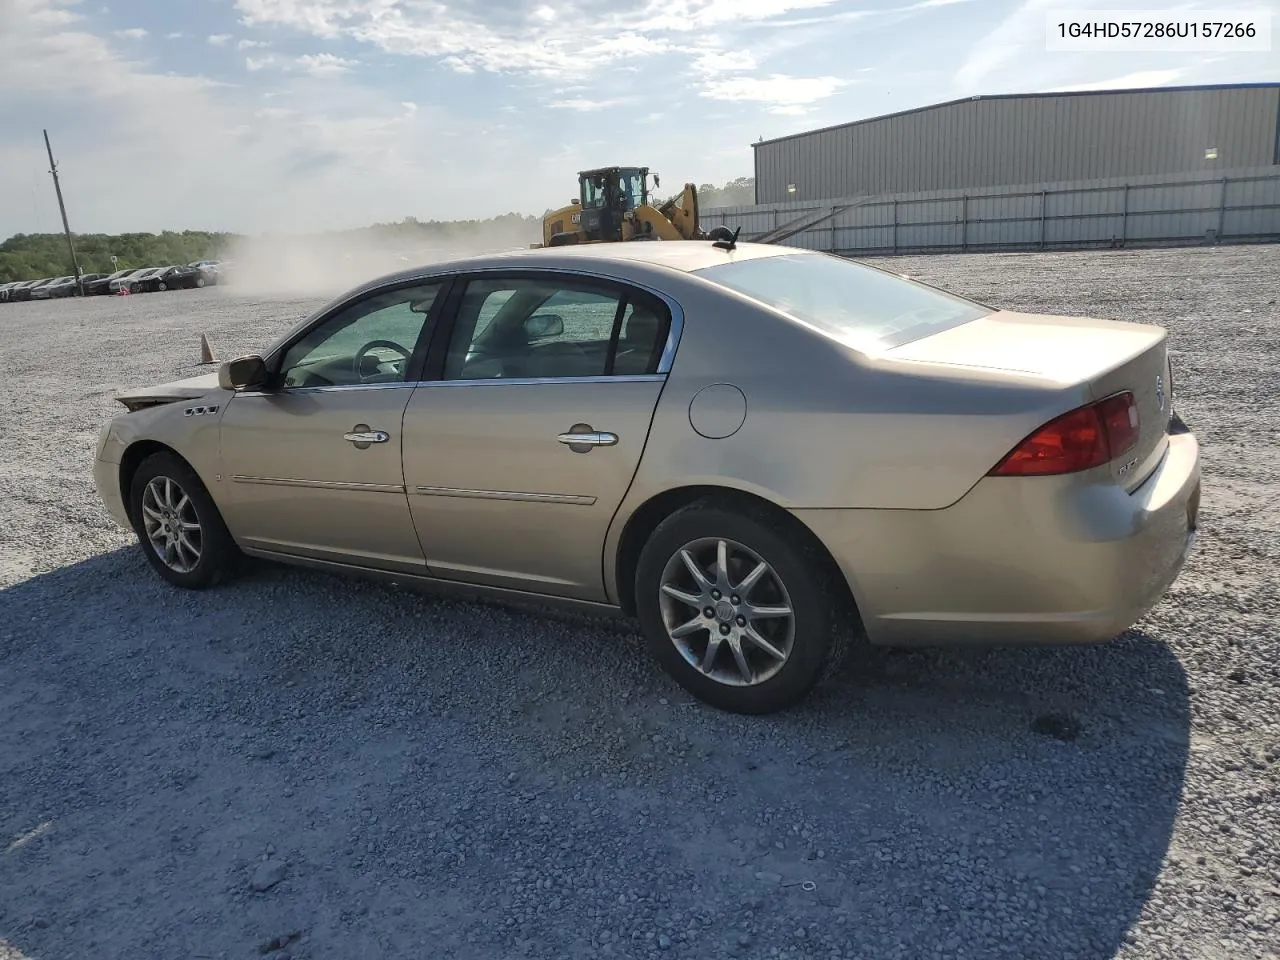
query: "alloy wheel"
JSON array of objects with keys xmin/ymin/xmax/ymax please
[
  {"xmin": 141, "ymin": 475, "xmax": 203, "ymax": 573},
  {"xmin": 657, "ymin": 537, "xmax": 796, "ymax": 687}
]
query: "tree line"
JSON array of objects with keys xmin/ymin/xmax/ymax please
[{"xmin": 0, "ymin": 177, "xmax": 756, "ymax": 283}]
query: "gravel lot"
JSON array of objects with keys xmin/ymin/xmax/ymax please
[{"xmin": 2, "ymin": 244, "xmax": 1278, "ymax": 960}]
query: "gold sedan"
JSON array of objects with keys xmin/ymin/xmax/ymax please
[{"xmin": 93, "ymin": 242, "xmax": 1201, "ymax": 714}]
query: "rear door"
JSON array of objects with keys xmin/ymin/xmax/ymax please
[{"xmin": 401, "ymin": 270, "xmax": 676, "ymax": 601}]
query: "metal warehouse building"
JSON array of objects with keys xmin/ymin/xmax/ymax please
[{"xmin": 753, "ymin": 83, "xmax": 1280, "ymax": 205}]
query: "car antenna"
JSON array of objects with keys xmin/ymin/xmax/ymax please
[{"xmin": 712, "ymin": 225, "xmax": 741, "ymax": 251}]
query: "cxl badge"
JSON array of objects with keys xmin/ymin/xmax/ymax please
[{"xmin": 1155, "ymin": 374, "xmax": 1165, "ymax": 411}]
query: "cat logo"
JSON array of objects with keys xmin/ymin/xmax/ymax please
[{"xmin": 570, "ymin": 211, "xmax": 581, "ymax": 224}]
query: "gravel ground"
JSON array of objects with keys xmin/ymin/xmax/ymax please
[{"xmin": 2, "ymin": 244, "xmax": 1278, "ymax": 960}]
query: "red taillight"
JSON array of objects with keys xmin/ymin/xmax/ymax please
[{"xmin": 989, "ymin": 392, "xmax": 1140, "ymax": 477}]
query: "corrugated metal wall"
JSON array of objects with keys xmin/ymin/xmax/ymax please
[
  {"xmin": 754, "ymin": 85, "xmax": 1280, "ymax": 205},
  {"xmin": 702, "ymin": 165, "xmax": 1280, "ymax": 255}
]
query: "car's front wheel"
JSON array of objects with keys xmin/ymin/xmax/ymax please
[
  {"xmin": 634, "ymin": 499, "xmax": 853, "ymax": 714},
  {"xmin": 128, "ymin": 451, "xmax": 240, "ymax": 588}
]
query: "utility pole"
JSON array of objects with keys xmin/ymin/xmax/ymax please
[{"xmin": 43, "ymin": 129, "xmax": 85, "ymax": 296}]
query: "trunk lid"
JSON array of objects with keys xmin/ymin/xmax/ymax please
[{"xmin": 885, "ymin": 309, "xmax": 1172, "ymax": 490}]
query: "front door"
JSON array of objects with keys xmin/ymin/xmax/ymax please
[
  {"xmin": 402, "ymin": 272, "xmax": 674, "ymax": 600},
  {"xmin": 217, "ymin": 280, "xmax": 447, "ymax": 573}
]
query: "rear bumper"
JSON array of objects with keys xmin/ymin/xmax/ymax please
[{"xmin": 794, "ymin": 431, "xmax": 1201, "ymax": 646}]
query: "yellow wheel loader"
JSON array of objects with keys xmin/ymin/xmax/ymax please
[{"xmin": 534, "ymin": 165, "xmax": 736, "ymax": 248}]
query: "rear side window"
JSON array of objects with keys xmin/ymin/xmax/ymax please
[
  {"xmin": 442, "ymin": 275, "xmax": 671, "ymax": 381},
  {"xmin": 693, "ymin": 252, "xmax": 992, "ymax": 351}
]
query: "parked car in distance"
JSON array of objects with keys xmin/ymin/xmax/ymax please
[
  {"xmin": 129, "ymin": 265, "xmax": 200, "ymax": 293},
  {"xmin": 39, "ymin": 274, "xmax": 105, "ymax": 298},
  {"xmin": 85, "ymin": 269, "xmax": 137, "ymax": 296},
  {"xmin": 10, "ymin": 278, "xmax": 56, "ymax": 302},
  {"xmin": 158, "ymin": 265, "xmax": 208, "ymax": 290},
  {"xmin": 31, "ymin": 276, "xmax": 77, "ymax": 299},
  {"xmin": 114, "ymin": 267, "xmax": 163, "ymax": 294},
  {"xmin": 188, "ymin": 261, "xmax": 220, "ymax": 287},
  {"xmin": 110, "ymin": 268, "xmax": 158, "ymax": 294},
  {"xmin": 0, "ymin": 281, "xmax": 19, "ymax": 302},
  {"xmin": 93, "ymin": 241, "xmax": 1201, "ymax": 715}
]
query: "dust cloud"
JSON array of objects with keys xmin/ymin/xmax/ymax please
[{"xmin": 215, "ymin": 218, "xmax": 540, "ymax": 298}]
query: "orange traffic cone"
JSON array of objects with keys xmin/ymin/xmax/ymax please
[{"xmin": 199, "ymin": 334, "xmax": 216, "ymax": 365}]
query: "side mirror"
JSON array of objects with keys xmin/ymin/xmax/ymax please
[
  {"xmin": 524, "ymin": 313, "xmax": 564, "ymax": 339},
  {"xmin": 653, "ymin": 173, "xmax": 661, "ymax": 188},
  {"xmin": 218, "ymin": 354, "xmax": 269, "ymax": 391}
]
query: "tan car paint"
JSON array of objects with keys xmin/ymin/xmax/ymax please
[
  {"xmin": 95, "ymin": 241, "xmax": 1200, "ymax": 651},
  {"xmin": 401, "ymin": 377, "xmax": 665, "ymax": 601},
  {"xmin": 215, "ymin": 385, "xmax": 429, "ymax": 573}
]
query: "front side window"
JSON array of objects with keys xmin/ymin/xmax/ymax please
[
  {"xmin": 582, "ymin": 175, "xmax": 607, "ymax": 210},
  {"xmin": 443, "ymin": 276, "xmax": 670, "ymax": 381},
  {"xmin": 693, "ymin": 252, "xmax": 992, "ymax": 352},
  {"xmin": 277, "ymin": 282, "xmax": 443, "ymax": 388}
]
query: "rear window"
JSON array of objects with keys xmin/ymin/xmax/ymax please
[{"xmin": 693, "ymin": 252, "xmax": 992, "ymax": 351}]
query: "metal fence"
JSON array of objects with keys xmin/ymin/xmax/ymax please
[{"xmin": 700, "ymin": 165, "xmax": 1280, "ymax": 255}]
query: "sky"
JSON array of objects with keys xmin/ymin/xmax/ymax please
[{"xmin": 1, "ymin": 0, "xmax": 1277, "ymax": 237}]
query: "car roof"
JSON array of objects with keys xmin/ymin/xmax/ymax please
[{"xmin": 362, "ymin": 240, "xmax": 811, "ymax": 291}]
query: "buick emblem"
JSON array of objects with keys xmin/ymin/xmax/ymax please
[{"xmin": 1155, "ymin": 374, "xmax": 1165, "ymax": 411}]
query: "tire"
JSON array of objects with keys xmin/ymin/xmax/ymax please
[
  {"xmin": 634, "ymin": 498, "xmax": 853, "ymax": 714},
  {"xmin": 157, "ymin": 282, "xmax": 168, "ymax": 291},
  {"xmin": 195, "ymin": 277, "xmax": 206, "ymax": 288},
  {"xmin": 128, "ymin": 451, "xmax": 240, "ymax": 588}
]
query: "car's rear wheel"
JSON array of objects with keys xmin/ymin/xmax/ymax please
[
  {"xmin": 128, "ymin": 451, "xmax": 240, "ymax": 588},
  {"xmin": 634, "ymin": 499, "xmax": 852, "ymax": 714}
]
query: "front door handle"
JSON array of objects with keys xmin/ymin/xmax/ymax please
[{"xmin": 344, "ymin": 424, "xmax": 389, "ymax": 449}]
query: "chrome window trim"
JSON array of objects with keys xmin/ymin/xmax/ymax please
[
  {"xmin": 262, "ymin": 264, "xmax": 687, "ymax": 378},
  {"xmin": 411, "ymin": 374, "xmax": 665, "ymax": 390},
  {"xmin": 237, "ymin": 381, "xmax": 419, "ymax": 398},
  {"xmin": 236, "ymin": 374, "xmax": 666, "ymax": 398}
]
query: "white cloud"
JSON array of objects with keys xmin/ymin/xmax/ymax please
[
  {"xmin": 232, "ymin": 0, "xmax": 840, "ymax": 79},
  {"xmin": 238, "ymin": 38, "xmax": 270, "ymax": 49},
  {"xmin": 295, "ymin": 52, "xmax": 359, "ymax": 76},
  {"xmin": 112, "ymin": 27, "xmax": 147, "ymax": 39},
  {"xmin": 245, "ymin": 52, "xmax": 360, "ymax": 76},
  {"xmin": 208, "ymin": 33, "xmax": 232, "ymax": 46},
  {"xmin": 165, "ymin": 31, "xmax": 183, "ymax": 39},
  {"xmin": 1052, "ymin": 69, "xmax": 1185, "ymax": 92},
  {"xmin": 701, "ymin": 73, "xmax": 846, "ymax": 113},
  {"xmin": 0, "ymin": 0, "xmax": 533, "ymax": 234},
  {"xmin": 548, "ymin": 96, "xmax": 636, "ymax": 111}
]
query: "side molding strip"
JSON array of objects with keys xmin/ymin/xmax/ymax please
[{"xmin": 413, "ymin": 485, "xmax": 597, "ymax": 506}]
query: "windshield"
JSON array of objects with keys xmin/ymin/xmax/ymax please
[{"xmin": 693, "ymin": 252, "xmax": 992, "ymax": 351}]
